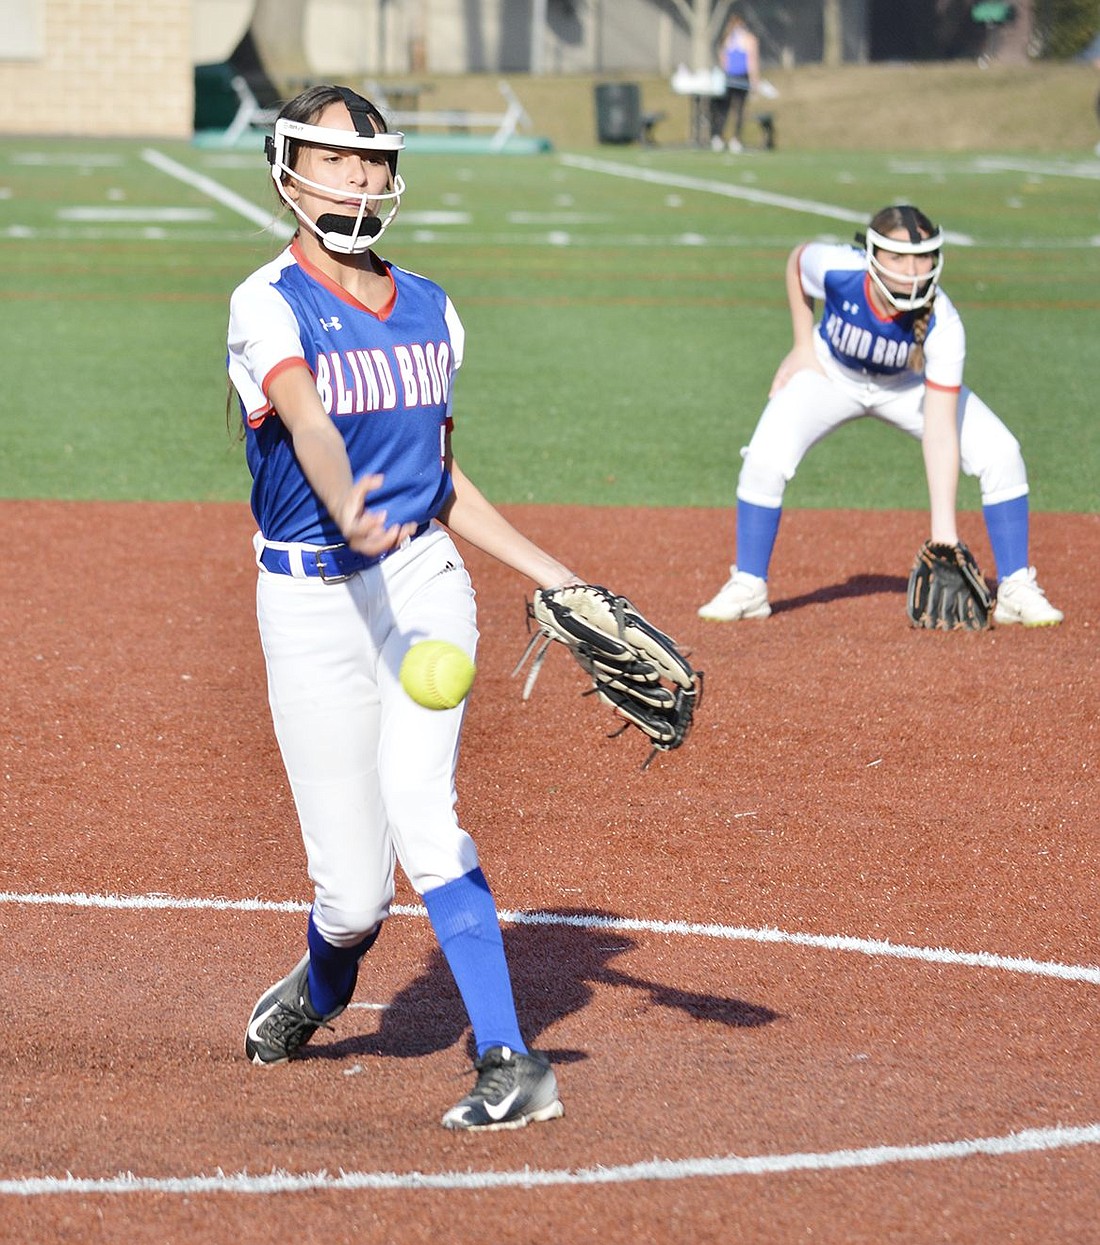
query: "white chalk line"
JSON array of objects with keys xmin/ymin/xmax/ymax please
[
  {"xmin": 2, "ymin": 889, "xmax": 1097, "ymax": 985},
  {"xmin": 140, "ymin": 147, "xmax": 292, "ymax": 241},
  {"xmin": 973, "ymin": 156, "xmax": 1100, "ymax": 181},
  {"xmin": 2, "ymin": 1123, "xmax": 1098, "ymax": 1196},
  {"xmin": 558, "ymin": 153, "xmax": 977, "ymax": 244},
  {"xmin": 12, "ymin": 147, "xmax": 1079, "ymax": 250},
  {"xmin": 1, "ymin": 887, "xmax": 1096, "ymax": 1195}
]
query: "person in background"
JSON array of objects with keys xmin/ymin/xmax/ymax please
[
  {"xmin": 710, "ymin": 13, "xmax": 760, "ymax": 152},
  {"xmin": 698, "ymin": 204, "xmax": 1063, "ymax": 628}
]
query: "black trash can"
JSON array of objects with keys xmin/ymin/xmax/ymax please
[{"xmin": 595, "ymin": 82, "xmax": 641, "ymax": 144}]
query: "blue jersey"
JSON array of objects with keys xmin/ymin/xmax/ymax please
[
  {"xmin": 228, "ymin": 241, "xmax": 462, "ymax": 544},
  {"xmin": 799, "ymin": 242, "xmax": 965, "ymax": 390},
  {"xmin": 722, "ymin": 30, "xmax": 751, "ymax": 80}
]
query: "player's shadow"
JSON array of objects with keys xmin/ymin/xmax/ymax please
[
  {"xmin": 311, "ymin": 909, "xmax": 781, "ymax": 1065},
  {"xmin": 771, "ymin": 572, "xmax": 908, "ymax": 615}
]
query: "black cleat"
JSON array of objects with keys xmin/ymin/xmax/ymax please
[
  {"xmin": 244, "ymin": 954, "xmax": 343, "ymax": 1066},
  {"xmin": 441, "ymin": 1046, "xmax": 564, "ymax": 1131}
]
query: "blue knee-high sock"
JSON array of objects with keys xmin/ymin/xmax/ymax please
[
  {"xmin": 306, "ymin": 910, "xmax": 379, "ymax": 1017},
  {"xmin": 423, "ymin": 867, "xmax": 526, "ymax": 1058},
  {"xmin": 982, "ymin": 495, "xmax": 1030, "ymax": 581},
  {"xmin": 735, "ymin": 498, "xmax": 783, "ymax": 580}
]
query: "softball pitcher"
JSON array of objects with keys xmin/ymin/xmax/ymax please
[
  {"xmin": 228, "ymin": 85, "xmax": 576, "ymax": 1130},
  {"xmin": 699, "ymin": 204, "xmax": 1063, "ymax": 627}
]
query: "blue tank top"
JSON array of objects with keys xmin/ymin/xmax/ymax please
[{"xmin": 723, "ymin": 31, "xmax": 750, "ymax": 80}]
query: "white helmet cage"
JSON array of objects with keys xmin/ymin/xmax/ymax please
[
  {"xmin": 266, "ymin": 87, "xmax": 406, "ymax": 255},
  {"xmin": 859, "ymin": 205, "xmax": 945, "ymax": 311}
]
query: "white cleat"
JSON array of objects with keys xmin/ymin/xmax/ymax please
[
  {"xmin": 993, "ymin": 567, "xmax": 1064, "ymax": 627},
  {"xmin": 698, "ymin": 567, "xmax": 771, "ymax": 621}
]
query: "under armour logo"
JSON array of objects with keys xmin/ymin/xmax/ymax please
[{"xmin": 319, "ymin": 316, "xmax": 343, "ymax": 332}]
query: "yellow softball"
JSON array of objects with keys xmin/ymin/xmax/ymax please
[{"xmin": 399, "ymin": 640, "xmax": 476, "ymax": 711}]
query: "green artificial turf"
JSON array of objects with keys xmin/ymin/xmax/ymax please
[{"xmin": 2, "ymin": 138, "xmax": 1096, "ymax": 512}]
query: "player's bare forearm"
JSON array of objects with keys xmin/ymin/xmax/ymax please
[
  {"xmin": 786, "ymin": 246, "xmax": 816, "ymax": 349},
  {"xmin": 922, "ymin": 385, "xmax": 961, "ymax": 544},
  {"xmin": 769, "ymin": 252, "xmax": 821, "ymax": 395},
  {"xmin": 439, "ymin": 460, "xmax": 577, "ymax": 589},
  {"xmin": 268, "ymin": 367, "xmax": 415, "ymax": 555}
]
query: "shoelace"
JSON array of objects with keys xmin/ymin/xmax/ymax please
[
  {"xmin": 265, "ymin": 1000, "xmax": 333, "ymax": 1053},
  {"xmin": 467, "ymin": 1053, "xmax": 516, "ymax": 1102},
  {"xmin": 1007, "ymin": 574, "xmax": 1048, "ymax": 600}
]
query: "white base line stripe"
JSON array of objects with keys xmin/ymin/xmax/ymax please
[
  {"xmin": 2, "ymin": 1123, "xmax": 1097, "ymax": 1195},
  {"xmin": 558, "ymin": 153, "xmax": 975, "ymax": 245},
  {"xmin": 1, "ymin": 890, "xmax": 1097, "ymax": 985},
  {"xmin": 1, "ymin": 889, "xmax": 1095, "ymax": 1195},
  {"xmin": 141, "ymin": 148, "xmax": 293, "ymax": 240},
  {"xmin": 498, "ymin": 910, "xmax": 1100, "ymax": 985}
]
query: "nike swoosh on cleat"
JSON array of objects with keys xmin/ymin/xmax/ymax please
[
  {"xmin": 246, "ymin": 1002, "xmax": 281, "ymax": 1045},
  {"xmin": 483, "ymin": 1088, "xmax": 522, "ymax": 1122}
]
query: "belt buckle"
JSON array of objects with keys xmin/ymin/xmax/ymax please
[{"xmin": 313, "ymin": 547, "xmax": 354, "ymax": 584}]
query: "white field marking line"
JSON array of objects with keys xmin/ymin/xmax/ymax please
[
  {"xmin": 57, "ymin": 207, "xmax": 215, "ymax": 223},
  {"xmin": 0, "ymin": 227, "xmax": 272, "ymax": 244},
  {"xmin": 507, "ymin": 211, "xmax": 613, "ymax": 224},
  {"xmin": 1, "ymin": 889, "xmax": 1097, "ymax": 985},
  {"xmin": 558, "ymin": 153, "xmax": 976, "ymax": 245},
  {"xmin": 889, "ymin": 156, "xmax": 1100, "ymax": 182},
  {"xmin": 1, "ymin": 1123, "xmax": 1098, "ymax": 1196},
  {"xmin": 1, "ymin": 888, "xmax": 1097, "ymax": 1196},
  {"xmin": 974, "ymin": 156, "xmax": 1100, "ymax": 181},
  {"xmin": 140, "ymin": 148, "xmax": 292, "ymax": 240},
  {"xmin": 400, "ymin": 210, "xmax": 470, "ymax": 225},
  {"xmin": 11, "ymin": 152, "xmax": 125, "ymax": 167}
]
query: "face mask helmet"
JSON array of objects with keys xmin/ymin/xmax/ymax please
[
  {"xmin": 266, "ymin": 87, "xmax": 406, "ymax": 255},
  {"xmin": 859, "ymin": 205, "xmax": 945, "ymax": 312}
]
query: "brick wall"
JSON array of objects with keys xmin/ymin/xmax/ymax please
[{"xmin": 0, "ymin": 0, "xmax": 193, "ymax": 138}]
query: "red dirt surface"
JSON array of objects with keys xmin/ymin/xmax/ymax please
[{"xmin": 1, "ymin": 500, "xmax": 1097, "ymax": 1244}]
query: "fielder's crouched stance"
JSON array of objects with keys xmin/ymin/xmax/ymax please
[
  {"xmin": 228, "ymin": 86, "xmax": 585, "ymax": 1129},
  {"xmin": 699, "ymin": 204, "xmax": 1063, "ymax": 631}
]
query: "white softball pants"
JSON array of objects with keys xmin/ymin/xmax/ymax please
[
  {"xmin": 255, "ymin": 525, "xmax": 481, "ymax": 947},
  {"xmin": 736, "ymin": 351, "xmax": 1029, "ymax": 510}
]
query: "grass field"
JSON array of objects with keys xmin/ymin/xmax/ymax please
[{"xmin": 2, "ymin": 132, "xmax": 1098, "ymax": 513}]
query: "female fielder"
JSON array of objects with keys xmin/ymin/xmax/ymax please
[
  {"xmin": 698, "ymin": 204, "xmax": 1063, "ymax": 627},
  {"xmin": 229, "ymin": 85, "xmax": 574, "ymax": 1130}
]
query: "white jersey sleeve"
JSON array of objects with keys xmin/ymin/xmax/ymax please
[
  {"xmin": 797, "ymin": 242, "xmax": 860, "ymax": 300},
  {"xmin": 444, "ymin": 295, "xmax": 465, "ymax": 372},
  {"xmin": 228, "ymin": 251, "xmax": 307, "ymax": 421}
]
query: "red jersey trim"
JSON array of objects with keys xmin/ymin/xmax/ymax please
[
  {"xmin": 290, "ymin": 239, "xmax": 397, "ymax": 319},
  {"xmin": 247, "ymin": 356, "xmax": 312, "ymax": 428},
  {"xmin": 925, "ymin": 378, "xmax": 961, "ymax": 394},
  {"xmin": 863, "ymin": 273, "xmax": 904, "ymax": 324}
]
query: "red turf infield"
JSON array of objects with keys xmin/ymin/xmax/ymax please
[{"xmin": 1, "ymin": 500, "xmax": 1097, "ymax": 1244}]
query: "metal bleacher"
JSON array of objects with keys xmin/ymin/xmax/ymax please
[
  {"xmin": 195, "ymin": 35, "xmax": 535, "ymax": 154},
  {"xmin": 364, "ymin": 79, "xmax": 533, "ymax": 151}
]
